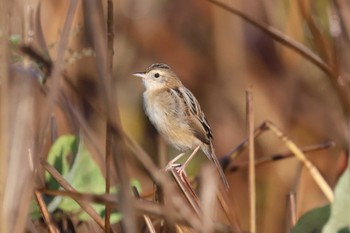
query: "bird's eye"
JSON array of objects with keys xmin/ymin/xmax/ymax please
[{"xmin": 154, "ymin": 73, "xmax": 160, "ymax": 78}]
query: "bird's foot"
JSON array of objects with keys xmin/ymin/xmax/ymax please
[
  {"xmin": 164, "ymin": 162, "xmax": 181, "ymax": 171},
  {"xmin": 164, "ymin": 163, "xmax": 187, "ymax": 176},
  {"xmin": 174, "ymin": 165, "xmax": 187, "ymax": 177}
]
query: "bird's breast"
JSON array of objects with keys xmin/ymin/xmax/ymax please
[{"xmin": 143, "ymin": 89, "xmax": 201, "ymax": 151}]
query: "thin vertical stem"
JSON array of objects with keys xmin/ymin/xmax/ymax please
[
  {"xmin": 105, "ymin": 0, "xmax": 114, "ymax": 231},
  {"xmin": 287, "ymin": 192, "xmax": 297, "ymax": 228},
  {"xmin": 34, "ymin": 190, "xmax": 57, "ymax": 233},
  {"xmin": 246, "ymin": 87, "xmax": 256, "ymax": 233},
  {"xmin": 0, "ymin": 1, "xmax": 9, "ymax": 232}
]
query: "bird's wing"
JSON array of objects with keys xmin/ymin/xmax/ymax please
[{"xmin": 181, "ymin": 87, "xmax": 213, "ymax": 144}]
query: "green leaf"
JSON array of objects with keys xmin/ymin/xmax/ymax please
[
  {"xmin": 45, "ymin": 135, "xmax": 126, "ymax": 223},
  {"xmin": 291, "ymin": 205, "xmax": 330, "ymax": 233},
  {"xmin": 322, "ymin": 168, "xmax": 350, "ymax": 233},
  {"xmin": 46, "ymin": 135, "xmax": 79, "ymax": 190},
  {"xmin": 338, "ymin": 227, "xmax": 350, "ymax": 233},
  {"xmin": 9, "ymin": 34, "xmax": 21, "ymax": 46}
]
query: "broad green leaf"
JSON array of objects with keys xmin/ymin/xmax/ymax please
[
  {"xmin": 291, "ymin": 205, "xmax": 330, "ymax": 233},
  {"xmin": 338, "ymin": 227, "xmax": 350, "ymax": 233},
  {"xmin": 322, "ymin": 168, "xmax": 350, "ymax": 233},
  {"xmin": 46, "ymin": 135, "xmax": 79, "ymax": 190},
  {"xmin": 45, "ymin": 135, "xmax": 127, "ymax": 223}
]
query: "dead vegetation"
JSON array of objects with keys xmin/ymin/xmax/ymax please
[{"xmin": 1, "ymin": 0, "xmax": 349, "ymax": 232}]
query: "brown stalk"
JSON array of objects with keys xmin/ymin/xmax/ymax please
[
  {"xmin": 38, "ymin": 0, "xmax": 78, "ymax": 143},
  {"xmin": 122, "ymin": 133, "xmax": 205, "ymax": 231},
  {"xmin": 207, "ymin": 0, "xmax": 350, "ymax": 118},
  {"xmin": 0, "ymin": 2, "xmax": 9, "ymax": 232},
  {"xmin": 297, "ymin": 0, "xmax": 334, "ymax": 66},
  {"xmin": 286, "ymin": 192, "xmax": 297, "ymax": 229},
  {"xmin": 105, "ymin": 0, "xmax": 115, "ymax": 231},
  {"xmin": 132, "ymin": 187, "xmax": 156, "ymax": 233},
  {"xmin": 221, "ymin": 122, "xmax": 267, "ymax": 171},
  {"xmin": 170, "ymin": 166, "xmax": 201, "ymax": 216},
  {"xmin": 34, "ymin": 190, "xmax": 57, "ymax": 233},
  {"xmin": 216, "ymin": 190, "xmax": 241, "ymax": 230},
  {"xmin": 206, "ymin": 0, "xmax": 335, "ymax": 78},
  {"xmin": 246, "ymin": 88, "xmax": 256, "ymax": 233},
  {"xmin": 264, "ymin": 121, "xmax": 334, "ymax": 201},
  {"xmin": 228, "ymin": 141, "xmax": 335, "ymax": 173},
  {"xmin": 226, "ymin": 120, "xmax": 334, "ymax": 201},
  {"xmin": 83, "ymin": 0, "xmax": 135, "ymax": 232},
  {"xmin": 40, "ymin": 189, "xmax": 237, "ymax": 233},
  {"xmin": 200, "ymin": 165, "xmax": 218, "ymax": 233}
]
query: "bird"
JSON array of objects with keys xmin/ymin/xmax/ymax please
[{"xmin": 133, "ymin": 63, "xmax": 229, "ymax": 189}]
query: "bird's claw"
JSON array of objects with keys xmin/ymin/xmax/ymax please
[{"xmin": 164, "ymin": 163, "xmax": 181, "ymax": 172}]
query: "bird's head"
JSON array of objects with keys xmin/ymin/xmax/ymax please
[{"xmin": 133, "ymin": 63, "xmax": 182, "ymax": 90}]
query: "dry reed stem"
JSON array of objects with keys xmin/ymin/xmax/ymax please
[
  {"xmin": 0, "ymin": 1, "xmax": 9, "ymax": 232},
  {"xmin": 265, "ymin": 121, "xmax": 334, "ymax": 201},
  {"xmin": 82, "ymin": 0, "xmax": 135, "ymax": 231},
  {"xmin": 40, "ymin": 189, "xmax": 236, "ymax": 232},
  {"xmin": 208, "ymin": 0, "xmax": 350, "ymax": 118},
  {"xmin": 170, "ymin": 166, "xmax": 201, "ymax": 216},
  {"xmin": 34, "ymin": 190, "xmax": 57, "ymax": 233},
  {"xmin": 38, "ymin": 0, "xmax": 78, "ymax": 142},
  {"xmin": 222, "ymin": 122, "xmax": 267, "ymax": 171},
  {"xmin": 216, "ymin": 190, "xmax": 241, "ymax": 230},
  {"xmin": 132, "ymin": 187, "xmax": 156, "ymax": 233},
  {"xmin": 246, "ymin": 88, "xmax": 256, "ymax": 233},
  {"xmin": 41, "ymin": 159, "xmax": 106, "ymax": 230},
  {"xmin": 297, "ymin": 0, "xmax": 334, "ymax": 66},
  {"xmin": 207, "ymin": 0, "xmax": 335, "ymax": 77},
  {"xmin": 105, "ymin": 0, "xmax": 115, "ymax": 230},
  {"xmin": 122, "ymin": 134, "xmax": 205, "ymax": 231},
  {"xmin": 228, "ymin": 141, "xmax": 335, "ymax": 172},
  {"xmin": 286, "ymin": 192, "xmax": 297, "ymax": 229},
  {"xmin": 200, "ymin": 164, "xmax": 218, "ymax": 233}
]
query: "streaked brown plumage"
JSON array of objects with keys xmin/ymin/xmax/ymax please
[{"xmin": 133, "ymin": 63, "xmax": 229, "ymax": 189}]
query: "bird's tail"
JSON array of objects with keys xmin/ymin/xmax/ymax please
[{"xmin": 205, "ymin": 143, "xmax": 229, "ymax": 190}]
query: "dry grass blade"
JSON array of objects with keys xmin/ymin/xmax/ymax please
[
  {"xmin": 208, "ymin": 0, "xmax": 350, "ymax": 117},
  {"xmin": 286, "ymin": 192, "xmax": 297, "ymax": 229},
  {"xmin": 228, "ymin": 141, "xmax": 335, "ymax": 172},
  {"xmin": 170, "ymin": 167, "xmax": 201, "ymax": 216},
  {"xmin": 200, "ymin": 164, "xmax": 218, "ymax": 233},
  {"xmin": 216, "ymin": 190, "xmax": 241, "ymax": 231},
  {"xmin": 34, "ymin": 190, "xmax": 57, "ymax": 233},
  {"xmin": 265, "ymin": 121, "xmax": 334, "ymax": 201},
  {"xmin": 34, "ymin": 3, "xmax": 49, "ymax": 56},
  {"xmin": 122, "ymin": 133, "xmax": 205, "ymax": 231},
  {"xmin": 105, "ymin": 0, "xmax": 115, "ymax": 230},
  {"xmin": 246, "ymin": 88, "xmax": 256, "ymax": 233},
  {"xmin": 297, "ymin": 0, "xmax": 333, "ymax": 65},
  {"xmin": 132, "ymin": 187, "xmax": 156, "ymax": 233},
  {"xmin": 123, "ymin": 133, "xmax": 238, "ymax": 232},
  {"xmin": 40, "ymin": 189, "xmax": 236, "ymax": 232},
  {"xmin": 41, "ymin": 159, "xmax": 106, "ymax": 230},
  {"xmin": 38, "ymin": 0, "xmax": 78, "ymax": 142},
  {"xmin": 82, "ymin": 0, "xmax": 135, "ymax": 232},
  {"xmin": 221, "ymin": 122, "xmax": 268, "ymax": 171},
  {"xmin": 0, "ymin": 1, "xmax": 9, "ymax": 232},
  {"xmin": 206, "ymin": 0, "xmax": 335, "ymax": 78}
]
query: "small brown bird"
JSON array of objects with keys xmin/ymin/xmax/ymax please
[{"xmin": 133, "ymin": 63, "xmax": 229, "ymax": 189}]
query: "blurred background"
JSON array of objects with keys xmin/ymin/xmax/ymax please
[
  {"xmin": 1, "ymin": 0, "xmax": 349, "ymax": 232},
  {"xmin": 113, "ymin": 1, "xmax": 345, "ymax": 232}
]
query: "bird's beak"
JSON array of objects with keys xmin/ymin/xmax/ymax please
[{"xmin": 132, "ymin": 72, "xmax": 146, "ymax": 78}]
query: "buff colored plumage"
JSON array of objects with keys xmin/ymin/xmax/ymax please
[{"xmin": 133, "ymin": 63, "xmax": 229, "ymax": 189}]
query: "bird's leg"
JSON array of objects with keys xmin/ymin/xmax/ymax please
[
  {"xmin": 165, "ymin": 152, "xmax": 186, "ymax": 171},
  {"xmin": 176, "ymin": 145, "xmax": 201, "ymax": 175}
]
